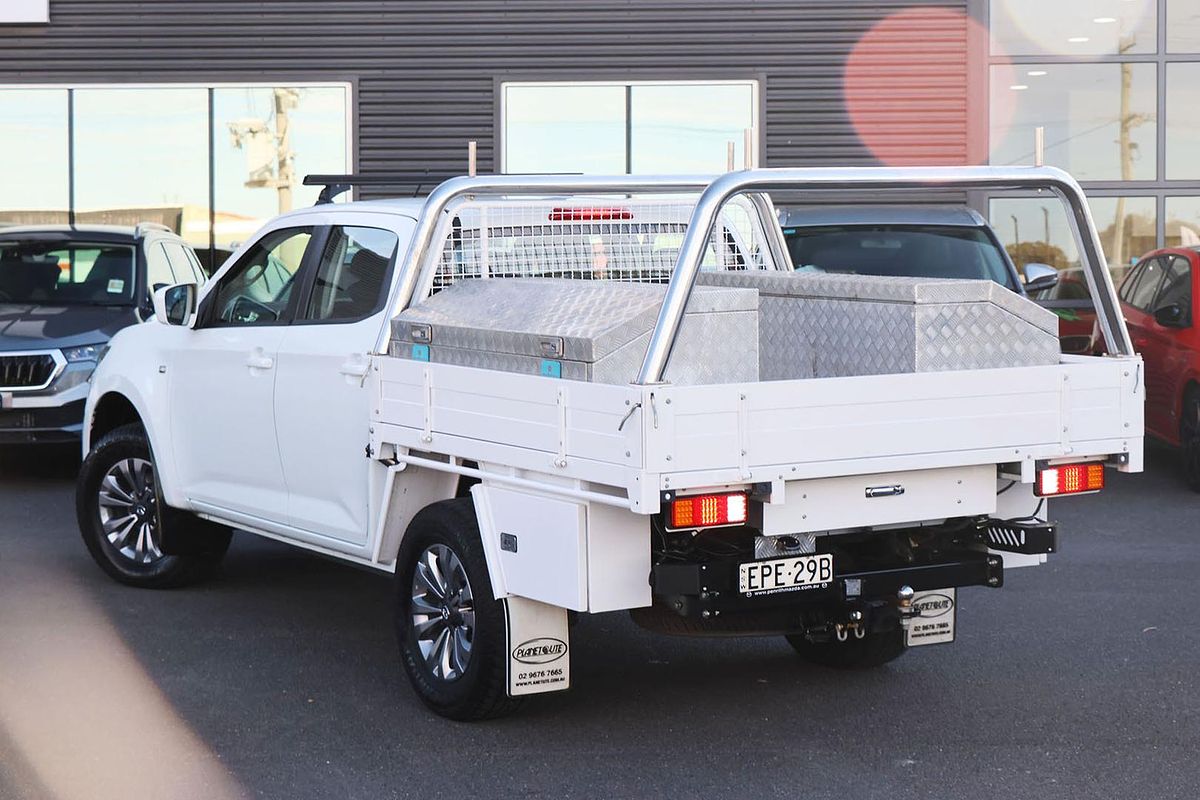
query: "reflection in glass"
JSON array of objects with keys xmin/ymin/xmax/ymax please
[
  {"xmin": 1168, "ymin": 0, "xmax": 1200, "ymax": 53},
  {"xmin": 1090, "ymin": 196, "xmax": 1157, "ymax": 280},
  {"xmin": 990, "ymin": 0, "xmax": 1156, "ymax": 56},
  {"xmin": 0, "ymin": 89, "xmax": 69, "ymax": 226},
  {"xmin": 1166, "ymin": 197, "xmax": 1200, "ymax": 247},
  {"xmin": 629, "ymin": 84, "xmax": 755, "ymax": 173},
  {"xmin": 988, "ymin": 196, "xmax": 1154, "ymax": 298},
  {"xmin": 73, "ymin": 88, "xmax": 209, "ymax": 244},
  {"xmin": 503, "ymin": 85, "xmax": 626, "ymax": 174},
  {"xmin": 990, "ymin": 63, "xmax": 1156, "ymax": 181},
  {"xmin": 1166, "ymin": 63, "xmax": 1200, "ymax": 179},
  {"xmin": 212, "ymin": 87, "xmax": 349, "ymax": 248}
]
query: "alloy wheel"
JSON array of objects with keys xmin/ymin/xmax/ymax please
[
  {"xmin": 97, "ymin": 457, "xmax": 165, "ymax": 565},
  {"xmin": 410, "ymin": 544, "xmax": 475, "ymax": 682}
]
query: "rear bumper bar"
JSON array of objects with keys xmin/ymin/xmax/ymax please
[{"xmin": 651, "ymin": 549, "xmax": 1004, "ymax": 619}]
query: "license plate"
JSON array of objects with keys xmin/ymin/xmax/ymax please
[{"xmin": 738, "ymin": 553, "xmax": 834, "ymax": 597}]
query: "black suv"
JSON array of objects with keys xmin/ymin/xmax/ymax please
[{"xmin": 0, "ymin": 224, "xmax": 206, "ymax": 443}]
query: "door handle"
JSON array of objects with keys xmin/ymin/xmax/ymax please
[{"xmin": 246, "ymin": 351, "xmax": 274, "ymax": 370}]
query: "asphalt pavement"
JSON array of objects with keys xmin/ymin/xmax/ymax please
[{"xmin": 0, "ymin": 442, "xmax": 1197, "ymax": 800}]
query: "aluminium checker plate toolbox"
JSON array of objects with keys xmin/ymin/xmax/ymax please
[
  {"xmin": 695, "ymin": 271, "xmax": 1062, "ymax": 380},
  {"xmin": 389, "ymin": 278, "xmax": 759, "ymax": 385}
]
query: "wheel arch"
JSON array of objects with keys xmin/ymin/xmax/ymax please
[{"xmin": 89, "ymin": 392, "xmax": 143, "ymax": 445}]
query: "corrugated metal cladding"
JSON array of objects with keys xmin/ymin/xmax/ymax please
[{"xmin": 0, "ymin": 0, "xmax": 971, "ymax": 199}]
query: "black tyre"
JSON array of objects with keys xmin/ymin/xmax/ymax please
[
  {"xmin": 1181, "ymin": 392, "xmax": 1200, "ymax": 493},
  {"xmin": 784, "ymin": 628, "xmax": 907, "ymax": 670},
  {"xmin": 77, "ymin": 423, "xmax": 231, "ymax": 588},
  {"xmin": 394, "ymin": 499, "xmax": 520, "ymax": 721}
]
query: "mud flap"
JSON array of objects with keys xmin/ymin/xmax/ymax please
[{"xmin": 503, "ymin": 596, "xmax": 571, "ymax": 697}]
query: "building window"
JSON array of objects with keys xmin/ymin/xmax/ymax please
[
  {"xmin": 73, "ymin": 87, "xmax": 210, "ymax": 236},
  {"xmin": 990, "ymin": 196, "xmax": 1156, "ymax": 300},
  {"xmin": 213, "ymin": 87, "xmax": 350, "ymax": 249},
  {"xmin": 0, "ymin": 89, "xmax": 68, "ymax": 225},
  {"xmin": 501, "ymin": 80, "xmax": 759, "ymax": 174},
  {"xmin": 1166, "ymin": 63, "xmax": 1200, "ymax": 179},
  {"xmin": 1167, "ymin": 0, "xmax": 1200, "ymax": 52},
  {"xmin": 1166, "ymin": 196, "xmax": 1200, "ymax": 246},
  {"xmin": 989, "ymin": 0, "xmax": 1158, "ymax": 56},
  {"xmin": 986, "ymin": 0, "xmax": 1200, "ymax": 289},
  {"xmin": 0, "ymin": 82, "xmax": 351, "ymax": 266},
  {"xmin": 990, "ymin": 63, "xmax": 1156, "ymax": 181}
]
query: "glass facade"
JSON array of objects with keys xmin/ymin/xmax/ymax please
[
  {"xmin": 502, "ymin": 81, "xmax": 758, "ymax": 174},
  {"xmin": 1167, "ymin": 0, "xmax": 1200, "ymax": 52},
  {"xmin": 990, "ymin": 63, "xmax": 1156, "ymax": 181},
  {"xmin": 990, "ymin": 0, "xmax": 1157, "ymax": 56},
  {"xmin": 213, "ymin": 86, "xmax": 351, "ymax": 249},
  {"xmin": 0, "ymin": 89, "xmax": 69, "ymax": 225},
  {"xmin": 1166, "ymin": 196, "xmax": 1200, "ymax": 245},
  {"xmin": 990, "ymin": 196, "xmax": 1156, "ymax": 300},
  {"xmin": 988, "ymin": 0, "xmax": 1200, "ymax": 303},
  {"xmin": 0, "ymin": 83, "xmax": 351, "ymax": 264},
  {"xmin": 1166, "ymin": 62, "xmax": 1200, "ymax": 179}
]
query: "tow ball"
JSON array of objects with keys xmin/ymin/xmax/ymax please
[{"xmin": 896, "ymin": 585, "xmax": 920, "ymax": 637}]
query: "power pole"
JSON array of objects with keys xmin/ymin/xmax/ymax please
[{"xmin": 274, "ymin": 88, "xmax": 298, "ymax": 214}]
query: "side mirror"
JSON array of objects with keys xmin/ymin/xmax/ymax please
[
  {"xmin": 152, "ymin": 283, "xmax": 197, "ymax": 326},
  {"xmin": 1154, "ymin": 303, "xmax": 1189, "ymax": 328},
  {"xmin": 1023, "ymin": 263, "xmax": 1059, "ymax": 296}
]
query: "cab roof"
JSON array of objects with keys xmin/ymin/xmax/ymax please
[
  {"xmin": 780, "ymin": 205, "xmax": 988, "ymax": 228},
  {"xmin": 0, "ymin": 224, "xmax": 141, "ymax": 243}
]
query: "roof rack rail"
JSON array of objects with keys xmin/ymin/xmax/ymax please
[
  {"xmin": 303, "ymin": 172, "xmax": 457, "ymax": 204},
  {"xmin": 133, "ymin": 222, "xmax": 172, "ymax": 237},
  {"xmin": 303, "ymin": 171, "xmax": 587, "ymax": 205}
]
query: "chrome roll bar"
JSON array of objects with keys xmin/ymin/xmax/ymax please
[
  {"xmin": 377, "ymin": 166, "xmax": 1133, "ymax": 384},
  {"xmin": 636, "ymin": 166, "xmax": 1133, "ymax": 384}
]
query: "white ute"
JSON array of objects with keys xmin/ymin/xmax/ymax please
[{"xmin": 76, "ymin": 167, "xmax": 1144, "ymax": 720}]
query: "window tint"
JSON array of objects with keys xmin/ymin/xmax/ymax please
[
  {"xmin": 208, "ymin": 227, "xmax": 312, "ymax": 326},
  {"xmin": 783, "ymin": 225, "xmax": 1016, "ymax": 289},
  {"xmin": 0, "ymin": 242, "xmax": 135, "ymax": 305},
  {"xmin": 301, "ymin": 226, "xmax": 398, "ymax": 322},
  {"xmin": 1127, "ymin": 257, "xmax": 1167, "ymax": 312},
  {"xmin": 1154, "ymin": 255, "xmax": 1193, "ymax": 319},
  {"xmin": 1118, "ymin": 260, "xmax": 1146, "ymax": 304},
  {"xmin": 145, "ymin": 243, "xmax": 176, "ymax": 292}
]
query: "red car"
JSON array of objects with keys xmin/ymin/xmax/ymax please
[{"xmin": 1118, "ymin": 247, "xmax": 1200, "ymax": 489}]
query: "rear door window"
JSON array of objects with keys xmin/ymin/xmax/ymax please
[
  {"xmin": 1152, "ymin": 255, "xmax": 1192, "ymax": 320},
  {"xmin": 1127, "ymin": 257, "xmax": 1166, "ymax": 312},
  {"xmin": 299, "ymin": 226, "xmax": 398, "ymax": 323}
]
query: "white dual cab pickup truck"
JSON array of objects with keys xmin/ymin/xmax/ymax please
[{"xmin": 77, "ymin": 167, "xmax": 1144, "ymax": 721}]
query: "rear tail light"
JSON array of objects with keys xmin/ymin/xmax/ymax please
[
  {"xmin": 1035, "ymin": 462, "xmax": 1105, "ymax": 497},
  {"xmin": 669, "ymin": 492, "xmax": 748, "ymax": 529},
  {"xmin": 548, "ymin": 207, "xmax": 633, "ymax": 221}
]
